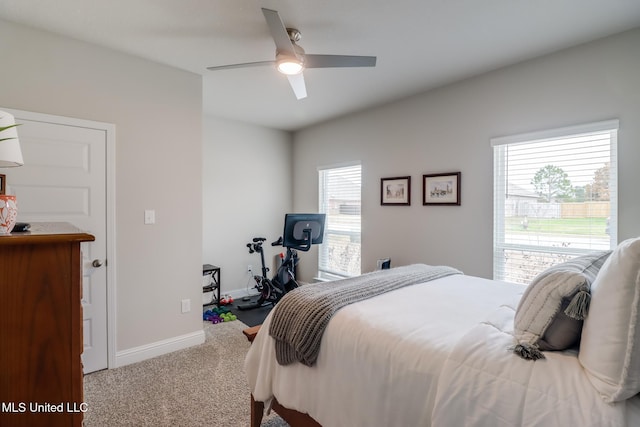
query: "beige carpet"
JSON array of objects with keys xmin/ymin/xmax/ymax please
[{"xmin": 83, "ymin": 320, "xmax": 287, "ymax": 427}]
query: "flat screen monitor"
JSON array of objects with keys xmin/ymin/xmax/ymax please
[{"xmin": 282, "ymin": 213, "xmax": 326, "ymax": 251}]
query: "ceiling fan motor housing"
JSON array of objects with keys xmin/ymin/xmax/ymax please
[{"xmin": 286, "ymin": 28, "xmax": 301, "ymax": 42}]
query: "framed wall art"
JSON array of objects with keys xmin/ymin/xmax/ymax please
[
  {"xmin": 423, "ymin": 172, "xmax": 460, "ymax": 205},
  {"xmin": 381, "ymin": 176, "xmax": 411, "ymax": 206}
]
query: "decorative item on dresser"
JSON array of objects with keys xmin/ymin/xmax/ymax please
[
  {"xmin": 0, "ymin": 222, "xmax": 95, "ymax": 427},
  {"xmin": 0, "ymin": 193, "xmax": 18, "ymax": 234}
]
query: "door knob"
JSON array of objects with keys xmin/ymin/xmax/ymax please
[{"xmin": 92, "ymin": 259, "xmax": 104, "ymax": 268}]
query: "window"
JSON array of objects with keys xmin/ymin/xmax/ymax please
[
  {"xmin": 318, "ymin": 163, "xmax": 362, "ymax": 279},
  {"xmin": 492, "ymin": 120, "xmax": 618, "ymax": 284}
]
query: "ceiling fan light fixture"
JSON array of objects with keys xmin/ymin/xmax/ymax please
[{"xmin": 276, "ymin": 56, "xmax": 304, "ymax": 75}]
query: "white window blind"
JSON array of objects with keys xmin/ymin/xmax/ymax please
[
  {"xmin": 318, "ymin": 164, "xmax": 362, "ymax": 279},
  {"xmin": 492, "ymin": 120, "xmax": 618, "ymax": 284}
]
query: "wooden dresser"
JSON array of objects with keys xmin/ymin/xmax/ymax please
[{"xmin": 0, "ymin": 223, "xmax": 95, "ymax": 427}]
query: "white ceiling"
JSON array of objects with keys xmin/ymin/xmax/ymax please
[{"xmin": 2, "ymin": 0, "xmax": 640, "ymax": 131}]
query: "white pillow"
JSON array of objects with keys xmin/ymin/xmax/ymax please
[
  {"xmin": 512, "ymin": 251, "xmax": 610, "ymax": 360},
  {"xmin": 579, "ymin": 237, "xmax": 640, "ymax": 403}
]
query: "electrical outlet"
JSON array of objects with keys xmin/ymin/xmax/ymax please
[
  {"xmin": 181, "ymin": 299, "xmax": 191, "ymax": 313},
  {"xmin": 247, "ymin": 264, "xmax": 253, "ymax": 272}
]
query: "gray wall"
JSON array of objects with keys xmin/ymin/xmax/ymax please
[
  {"xmin": 292, "ymin": 28, "xmax": 640, "ymax": 281},
  {"xmin": 0, "ymin": 20, "xmax": 203, "ymax": 354},
  {"xmin": 203, "ymin": 116, "xmax": 292, "ymax": 297}
]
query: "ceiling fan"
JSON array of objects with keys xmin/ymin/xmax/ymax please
[{"xmin": 206, "ymin": 8, "xmax": 377, "ymax": 100}]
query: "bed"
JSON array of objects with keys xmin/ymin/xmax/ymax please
[{"xmin": 245, "ymin": 237, "xmax": 640, "ymax": 427}]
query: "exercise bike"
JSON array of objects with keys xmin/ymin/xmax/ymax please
[
  {"xmin": 237, "ymin": 237, "xmax": 300, "ymax": 310},
  {"xmin": 237, "ymin": 213, "xmax": 326, "ymax": 311}
]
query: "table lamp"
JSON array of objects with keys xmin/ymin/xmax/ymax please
[{"xmin": 0, "ymin": 110, "xmax": 23, "ymax": 234}]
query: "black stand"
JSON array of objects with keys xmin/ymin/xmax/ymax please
[{"xmin": 202, "ymin": 264, "xmax": 221, "ymax": 308}]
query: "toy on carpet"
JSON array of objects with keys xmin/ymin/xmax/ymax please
[
  {"xmin": 203, "ymin": 309, "xmax": 237, "ymax": 324},
  {"xmin": 220, "ymin": 294, "xmax": 235, "ymax": 305}
]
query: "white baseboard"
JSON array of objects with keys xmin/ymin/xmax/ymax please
[{"xmin": 114, "ymin": 329, "xmax": 205, "ymax": 368}]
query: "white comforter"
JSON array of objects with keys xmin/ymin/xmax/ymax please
[
  {"xmin": 245, "ymin": 274, "xmax": 633, "ymax": 426},
  {"xmin": 432, "ymin": 301, "xmax": 627, "ymax": 426}
]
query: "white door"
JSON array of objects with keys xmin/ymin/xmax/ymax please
[{"xmin": 3, "ymin": 109, "xmax": 112, "ymax": 374}]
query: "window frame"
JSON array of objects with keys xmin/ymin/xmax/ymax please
[
  {"xmin": 318, "ymin": 162, "xmax": 362, "ymax": 280},
  {"xmin": 491, "ymin": 120, "xmax": 618, "ymax": 283}
]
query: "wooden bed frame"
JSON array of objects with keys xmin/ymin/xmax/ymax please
[
  {"xmin": 251, "ymin": 394, "xmax": 320, "ymax": 427},
  {"xmin": 244, "ymin": 325, "xmax": 322, "ymax": 427}
]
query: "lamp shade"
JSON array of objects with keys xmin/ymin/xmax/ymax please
[{"xmin": 0, "ymin": 110, "xmax": 24, "ymax": 167}]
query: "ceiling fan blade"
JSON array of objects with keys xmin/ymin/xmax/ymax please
[
  {"xmin": 207, "ymin": 60, "xmax": 275, "ymax": 71},
  {"xmin": 262, "ymin": 8, "xmax": 297, "ymax": 57},
  {"xmin": 304, "ymin": 54, "xmax": 377, "ymax": 68},
  {"xmin": 287, "ymin": 73, "xmax": 307, "ymax": 100}
]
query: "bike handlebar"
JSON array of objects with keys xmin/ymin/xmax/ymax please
[{"xmin": 247, "ymin": 235, "xmax": 285, "ymax": 256}]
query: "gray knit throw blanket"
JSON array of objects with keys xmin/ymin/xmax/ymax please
[{"xmin": 269, "ymin": 264, "xmax": 462, "ymax": 367}]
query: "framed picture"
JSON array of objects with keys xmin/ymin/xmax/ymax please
[
  {"xmin": 381, "ymin": 176, "xmax": 411, "ymax": 206},
  {"xmin": 0, "ymin": 174, "xmax": 5, "ymax": 195},
  {"xmin": 423, "ymin": 172, "xmax": 461, "ymax": 205}
]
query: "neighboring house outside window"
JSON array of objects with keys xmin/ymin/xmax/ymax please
[
  {"xmin": 492, "ymin": 120, "xmax": 618, "ymax": 284},
  {"xmin": 318, "ymin": 163, "xmax": 362, "ymax": 279}
]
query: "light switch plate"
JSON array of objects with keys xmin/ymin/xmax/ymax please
[{"xmin": 144, "ymin": 209, "xmax": 155, "ymax": 225}]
